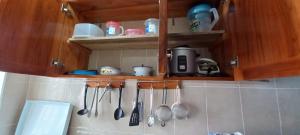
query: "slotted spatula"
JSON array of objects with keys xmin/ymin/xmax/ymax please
[{"xmin": 129, "ymin": 86, "xmax": 140, "ymax": 126}]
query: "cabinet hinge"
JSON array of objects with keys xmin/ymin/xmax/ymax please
[
  {"xmin": 230, "ymin": 56, "xmax": 239, "ymax": 67},
  {"xmin": 51, "ymin": 58, "xmax": 64, "ymax": 68},
  {"xmin": 61, "ymin": 3, "xmax": 72, "ymax": 17}
]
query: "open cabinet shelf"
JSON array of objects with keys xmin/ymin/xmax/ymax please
[
  {"xmin": 68, "ymin": 30, "xmax": 225, "ymax": 50},
  {"xmin": 68, "ymin": 35, "xmax": 159, "ymax": 50},
  {"xmin": 55, "ymin": 75, "xmax": 164, "ymax": 81},
  {"xmin": 61, "ymin": 0, "xmax": 233, "ymax": 82},
  {"xmin": 55, "ymin": 75, "xmax": 233, "ymax": 81},
  {"xmin": 166, "ymin": 76, "xmax": 233, "ymax": 81}
]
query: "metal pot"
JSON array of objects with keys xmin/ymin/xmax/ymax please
[
  {"xmin": 169, "ymin": 46, "xmax": 196, "ymax": 76},
  {"xmin": 133, "ymin": 65, "xmax": 152, "ymax": 76}
]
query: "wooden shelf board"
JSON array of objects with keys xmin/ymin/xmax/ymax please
[
  {"xmin": 166, "ymin": 76, "xmax": 234, "ymax": 81},
  {"xmin": 68, "ymin": 31, "xmax": 225, "ymax": 50},
  {"xmin": 54, "ymin": 75, "xmax": 164, "ymax": 81},
  {"xmin": 68, "ymin": 35, "xmax": 159, "ymax": 50},
  {"xmin": 54, "ymin": 75, "xmax": 233, "ymax": 81},
  {"xmin": 168, "ymin": 30, "xmax": 225, "ymax": 48}
]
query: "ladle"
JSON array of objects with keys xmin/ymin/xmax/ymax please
[
  {"xmin": 147, "ymin": 84, "xmax": 155, "ymax": 127},
  {"xmin": 77, "ymin": 85, "xmax": 89, "ymax": 116}
]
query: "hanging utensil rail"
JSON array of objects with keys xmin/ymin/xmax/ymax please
[{"xmin": 85, "ymin": 78, "xmax": 181, "ymax": 89}]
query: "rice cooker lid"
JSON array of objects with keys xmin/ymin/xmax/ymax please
[{"xmin": 173, "ymin": 45, "xmax": 194, "ymax": 50}]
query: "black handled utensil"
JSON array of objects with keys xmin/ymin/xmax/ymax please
[
  {"xmin": 77, "ymin": 85, "xmax": 89, "ymax": 116},
  {"xmin": 87, "ymin": 88, "xmax": 97, "ymax": 117},
  {"xmin": 114, "ymin": 84, "xmax": 125, "ymax": 120},
  {"xmin": 129, "ymin": 85, "xmax": 140, "ymax": 126},
  {"xmin": 95, "ymin": 87, "xmax": 99, "ymax": 117}
]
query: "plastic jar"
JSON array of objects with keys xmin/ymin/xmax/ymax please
[
  {"xmin": 144, "ymin": 18, "xmax": 159, "ymax": 35},
  {"xmin": 105, "ymin": 21, "xmax": 124, "ymax": 36}
]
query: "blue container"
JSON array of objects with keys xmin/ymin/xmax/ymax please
[
  {"xmin": 187, "ymin": 4, "xmax": 212, "ymax": 20},
  {"xmin": 187, "ymin": 4, "xmax": 219, "ymax": 32},
  {"xmin": 70, "ymin": 70, "xmax": 97, "ymax": 75}
]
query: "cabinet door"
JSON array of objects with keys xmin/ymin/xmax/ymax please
[
  {"xmin": 0, "ymin": 0, "xmax": 62, "ymax": 75},
  {"xmin": 230, "ymin": 0, "xmax": 300, "ymax": 80},
  {"xmin": 57, "ymin": 13, "xmax": 91, "ymax": 74},
  {"xmin": 46, "ymin": 4, "xmax": 91, "ymax": 75}
]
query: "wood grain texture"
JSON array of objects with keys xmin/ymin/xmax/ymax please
[
  {"xmin": 138, "ymin": 81, "xmax": 180, "ymax": 89},
  {"xmin": 229, "ymin": 0, "xmax": 300, "ymax": 80},
  {"xmin": 55, "ymin": 74, "xmax": 165, "ymax": 81},
  {"xmin": 0, "ymin": 0, "xmax": 61, "ymax": 75},
  {"xmin": 68, "ymin": 0, "xmax": 220, "ymax": 22},
  {"xmin": 166, "ymin": 76, "xmax": 233, "ymax": 81},
  {"xmin": 68, "ymin": 35, "xmax": 159, "ymax": 50},
  {"xmin": 55, "ymin": 74, "xmax": 233, "ymax": 81},
  {"xmin": 46, "ymin": 1, "xmax": 91, "ymax": 75},
  {"xmin": 158, "ymin": 0, "xmax": 168, "ymax": 76},
  {"xmin": 68, "ymin": 31, "xmax": 224, "ymax": 50},
  {"xmin": 210, "ymin": 0, "xmax": 234, "ymax": 77},
  {"xmin": 58, "ymin": 14, "xmax": 91, "ymax": 74},
  {"xmin": 86, "ymin": 79, "xmax": 180, "ymax": 89}
]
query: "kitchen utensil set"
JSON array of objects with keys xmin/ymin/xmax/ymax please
[
  {"xmin": 147, "ymin": 84, "xmax": 155, "ymax": 127},
  {"xmin": 171, "ymin": 85, "xmax": 189, "ymax": 120},
  {"xmin": 78, "ymin": 83, "xmax": 116, "ymax": 118},
  {"xmin": 114, "ymin": 84, "xmax": 125, "ymax": 120},
  {"xmin": 129, "ymin": 86, "xmax": 140, "ymax": 126},
  {"xmin": 77, "ymin": 85, "xmax": 89, "ymax": 116},
  {"xmin": 87, "ymin": 88, "xmax": 97, "ymax": 117},
  {"xmin": 78, "ymin": 82, "xmax": 188, "ymax": 127},
  {"xmin": 155, "ymin": 86, "xmax": 172, "ymax": 127}
]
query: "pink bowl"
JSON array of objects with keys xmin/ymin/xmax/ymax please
[{"xmin": 125, "ymin": 29, "xmax": 145, "ymax": 36}]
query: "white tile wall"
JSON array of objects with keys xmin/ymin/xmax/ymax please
[
  {"xmin": 0, "ymin": 73, "xmax": 29, "ymax": 135},
  {"xmin": 2, "ymin": 73, "xmax": 300, "ymax": 135},
  {"xmin": 88, "ymin": 49, "xmax": 158, "ymax": 75}
]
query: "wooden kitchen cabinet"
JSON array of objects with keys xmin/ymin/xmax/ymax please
[
  {"xmin": 46, "ymin": 3, "xmax": 91, "ymax": 75},
  {"xmin": 0, "ymin": 0, "xmax": 62, "ymax": 75},
  {"xmin": 227, "ymin": 0, "xmax": 300, "ymax": 80},
  {"xmin": 1, "ymin": 0, "xmax": 300, "ymax": 81},
  {"xmin": 0, "ymin": 0, "xmax": 90, "ymax": 76}
]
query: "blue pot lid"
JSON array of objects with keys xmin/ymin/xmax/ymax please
[{"xmin": 187, "ymin": 4, "xmax": 212, "ymax": 19}]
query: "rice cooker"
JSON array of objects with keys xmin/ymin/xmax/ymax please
[{"xmin": 169, "ymin": 46, "xmax": 196, "ymax": 76}]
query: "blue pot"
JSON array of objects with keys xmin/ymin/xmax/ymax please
[{"xmin": 187, "ymin": 3, "xmax": 220, "ymax": 32}]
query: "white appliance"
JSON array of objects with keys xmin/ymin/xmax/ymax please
[
  {"xmin": 196, "ymin": 58, "xmax": 220, "ymax": 75},
  {"xmin": 15, "ymin": 100, "xmax": 73, "ymax": 135}
]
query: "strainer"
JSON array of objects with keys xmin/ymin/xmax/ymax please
[
  {"xmin": 171, "ymin": 85, "xmax": 189, "ymax": 120},
  {"xmin": 155, "ymin": 86, "xmax": 172, "ymax": 127}
]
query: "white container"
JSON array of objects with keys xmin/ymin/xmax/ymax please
[
  {"xmin": 144, "ymin": 18, "xmax": 159, "ymax": 35},
  {"xmin": 98, "ymin": 66, "xmax": 121, "ymax": 75},
  {"xmin": 133, "ymin": 65, "xmax": 152, "ymax": 76},
  {"xmin": 15, "ymin": 100, "xmax": 73, "ymax": 135},
  {"xmin": 72, "ymin": 23, "xmax": 104, "ymax": 38}
]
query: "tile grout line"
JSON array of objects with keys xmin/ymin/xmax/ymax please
[
  {"xmin": 120, "ymin": 49, "xmax": 123, "ymax": 70},
  {"xmin": 238, "ymin": 83, "xmax": 246, "ymax": 135},
  {"xmin": 274, "ymin": 80, "xmax": 283, "ymax": 135},
  {"xmin": 205, "ymin": 82, "xmax": 210, "ymax": 135},
  {"xmin": 173, "ymin": 86, "xmax": 176, "ymax": 135},
  {"xmin": 96, "ymin": 50, "xmax": 100, "ymax": 69}
]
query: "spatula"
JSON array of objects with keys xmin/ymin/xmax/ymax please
[{"xmin": 129, "ymin": 86, "xmax": 140, "ymax": 126}]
